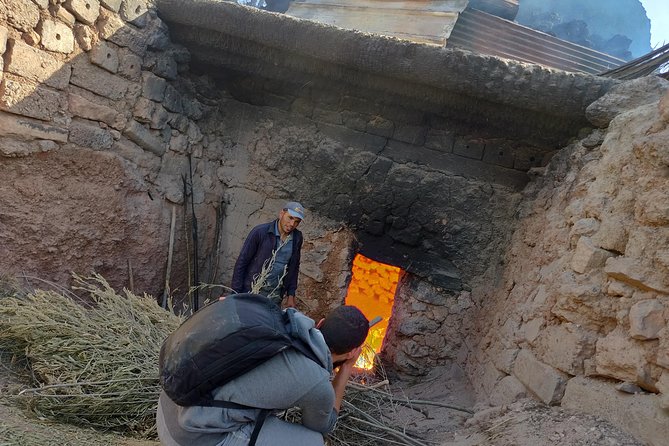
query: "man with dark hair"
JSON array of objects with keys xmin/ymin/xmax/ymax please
[
  {"xmin": 156, "ymin": 305, "xmax": 369, "ymax": 446},
  {"xmin": 231, "ymin": 202, "xmax": 305, "ymax": 308},
  {"xmin": 319, "ymin": 305, "xmax": 370, "ymax": 355}
]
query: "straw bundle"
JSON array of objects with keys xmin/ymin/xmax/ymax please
[{"xmin": 0, "ymin": 274, "xmax": 180, "ymax": 437}]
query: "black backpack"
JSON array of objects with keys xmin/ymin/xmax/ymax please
[
  {"xmin": 159, "ymin": 293, "xmax": 321, "ymax": 406},
  {"xmin": 159, "ymin": 293, "xmax": 322, "ymax": 445}
]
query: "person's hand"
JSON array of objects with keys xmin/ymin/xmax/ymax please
[
  {"xmin": 331, "ymin": 346, "xmax": 364, "ymax": 412},
  {"xmin": 285, "ymin": 295, "xmax": 296, "ymax": 308},
  {"xmin": 338, "ymin": 346, "xmax": 363, "ymax": 372}
]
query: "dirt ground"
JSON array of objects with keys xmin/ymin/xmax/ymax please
[
  {"xmin": 0, "ymin": 359, "xmax": 643, "ymax": 446},
  {"xmin": 443, "ymin": 400, "xmax": 643, "ymax": 446},
  {"xmin": 386, "ymin": 365, "xmax": 643, "ymax": 446}
]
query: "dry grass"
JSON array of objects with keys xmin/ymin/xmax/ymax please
[
  {"xmin": 0, "ymin": 274, "xmax": 180, "ymax": 437},
  {"xmin": 250, "ymin": 238, "xmax": 288, "ymax": 297},
  {"xmin": 0, "ymin": 403, "xmax": 141, "ymax": 446}
]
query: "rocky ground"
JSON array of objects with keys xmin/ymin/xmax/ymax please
[
  {"xmin": 442, "ymin": 400, "xmax": 643, "ymax": 446},
  {"xmin": 387, "ymin": 365, "xmax": 643, "ymax": 446},
  {"xmin": 0, "ymin": 359, "xmax": 643, "ymax": 446}
]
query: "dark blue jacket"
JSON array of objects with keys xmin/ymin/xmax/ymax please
[{"xmin": 231, "ymin": 221, "xmax": 303, "ymax": 297}]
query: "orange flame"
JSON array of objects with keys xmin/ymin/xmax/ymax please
[{"xmin": 345, "ymin": 254, "xmax": 400, "ymax": 369}]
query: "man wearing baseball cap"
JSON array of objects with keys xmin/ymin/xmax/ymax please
[{"xmin": 231, "ymin": 201, "xmax": 306, "ymax": 307}]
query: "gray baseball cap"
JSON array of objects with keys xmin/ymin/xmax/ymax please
[{"xmin": 284, "ymin": 202, "xmax": 305, "ymax": 220}]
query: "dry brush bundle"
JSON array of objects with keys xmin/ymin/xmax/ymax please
[
  {"xmin": 339, "ymin": 377, "xmax": 472, "ymax": 446},
  {"xmin": 0, "ymin": 274, "xmax": 180, "ymax": 437},
  {"xmin": 284, "ymin": 361, "xmax": 471, "ymax": 446},
  {"xmin": 333, "ymin": 375, "xmax": 427, "ymax": 446}
]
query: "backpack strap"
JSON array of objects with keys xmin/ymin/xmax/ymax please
[
  {"xmin": 197, "ymin": 399, "xmax": 256, "ymax": 409},
  {"xmin": 249, "ymin": 409, "xmax": 270, "ymax": 446},
  {"xmin": 196, "ymin": 400, "xmax": 270, "ymax": 446}
]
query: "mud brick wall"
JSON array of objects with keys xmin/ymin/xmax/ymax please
[
  {"xmin": 0, "ymin": 0, "xmax": 210, "ymax": 296},
  {"xmin": 0, "ymin": 0, "xmax": 359, "ymax": 313}
]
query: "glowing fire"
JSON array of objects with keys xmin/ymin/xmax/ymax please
[{"xmin": 345, "ymin": 254, "xmax": 400, "ymax": 369}]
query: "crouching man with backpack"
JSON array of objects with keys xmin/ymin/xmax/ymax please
[{"xmin": 156, "ymin": 295, "xmax": 369, "ymax": 446}]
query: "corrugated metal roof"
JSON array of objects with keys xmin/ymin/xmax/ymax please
[
  {"xmin": 448, "ymin": 8, "xmax": 625, "ymax": 74},
  {"xmin": 599, "ymin": 42, "xmax": 669, "ymax": 79}
]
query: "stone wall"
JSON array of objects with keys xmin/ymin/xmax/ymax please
[
  {"xmin": 194, "ymin": 80, "xmax": 524, "ymax": 376},
  {"xmin": 464, "ymin": 76, "xmax": 669, "ymax": 445},
  {"xmin": 0, "ymin": 0, "xmax": 370, "ymax": 316},
  {"xmin": 7, "ymin": 8, "xmax": 669, "ymax": 444},
  {"xmin": 383, "ymin": 275, "xmax": 473, "ymax": 376},
  {"xmin": 205, "ymin": 81, "xmax": 528, "ymax": 294},
  {"xmin": 0, "ymin": 0, "xmax": 213, "ymax": 297}
]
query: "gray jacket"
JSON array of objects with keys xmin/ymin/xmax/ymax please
[{"xmin": 157, "ymin": 310, "xmax": 336, "ymax": 446}]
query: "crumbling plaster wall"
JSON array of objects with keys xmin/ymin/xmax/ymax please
[
  {"xmin": 0, "ymin": 0, "xmax": 358, "ymax": 312},
  {"xmin": 0, "ymin": 0, "xmax": 215, "ymax": 297},
  {"xmin": 464, "ymin": 76, "xmax": 669, "ymax": 445}
]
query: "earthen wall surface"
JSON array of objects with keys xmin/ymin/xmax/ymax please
[
  {"xmin": 464, "ymin": 77, "xmax": 669, "ymax": 445},
  {"xmin": 0, "ymin": 0, "xmax": 209, "ymax": 297},
  {"xmin": 2, "ymin": 3, "xmax": 668, "ymax": 444}
]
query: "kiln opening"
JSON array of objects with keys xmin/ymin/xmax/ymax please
[{"xmin": 344, "ymin": 253, "xmax": 401, "ymax": 369}]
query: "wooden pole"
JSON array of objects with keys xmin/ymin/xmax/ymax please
[
  {"xmin": 127, "ymin": 259, "xmax": 134, "ymax": 293},
  {"xmin": 162, "ymin": 205, "xmax": 177, "ymax": 309},
  {"xmin": 188, "ymin": 154, "xmax": 200, "ymax": 311}
]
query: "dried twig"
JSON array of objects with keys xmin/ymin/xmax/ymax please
[
  {"xmin": 347, "ymin": 381, "xmax": 473, "ymax": 414},
  {"xmin": 16, "ymin": 274, "xmax": 83, "ymax": 302},
  {"xmin": 343, "ymin": 402, "xmax": 430, "ymax": 446},
  {"xmin": 128, "ymin": 259, "xmax": 134, "ymax": 293},
  {"xmin": 187, "ymin": 283, "xmax": 236, "ymax": 306},
  {"xmin": 250, "ymin": 239, "xmax": 288, "ymax": 298},
  {"xmin": 186, "ymin": 154, "xmax": 199, "ymax": 311},
  {"xmin": 206, "ymin": 199, "xmax": 225, "ymax": 301}
]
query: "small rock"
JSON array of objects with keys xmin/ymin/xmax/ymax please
[
  {"xmin": 22, "ymin": 30, "xmax": 40, "ymax": 46},
  {"xmin": 629, "ymin": 299, "xmax": 665, "ymax": 340},
  {"xmin": 615, "ymin": 382, "xmax": 643, "ymax": 394},
  {"xmin": 74, "ymin": 24, "xmax": 95, "ymax": 51},
  {"xmin": 581, "ymin": 129, "xmax": 605, "ymax": 148}
]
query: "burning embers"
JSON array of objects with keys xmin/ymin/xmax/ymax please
[{"xmin": 345, "ymin": 254, "xmax": 400, "ymax": 369}]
